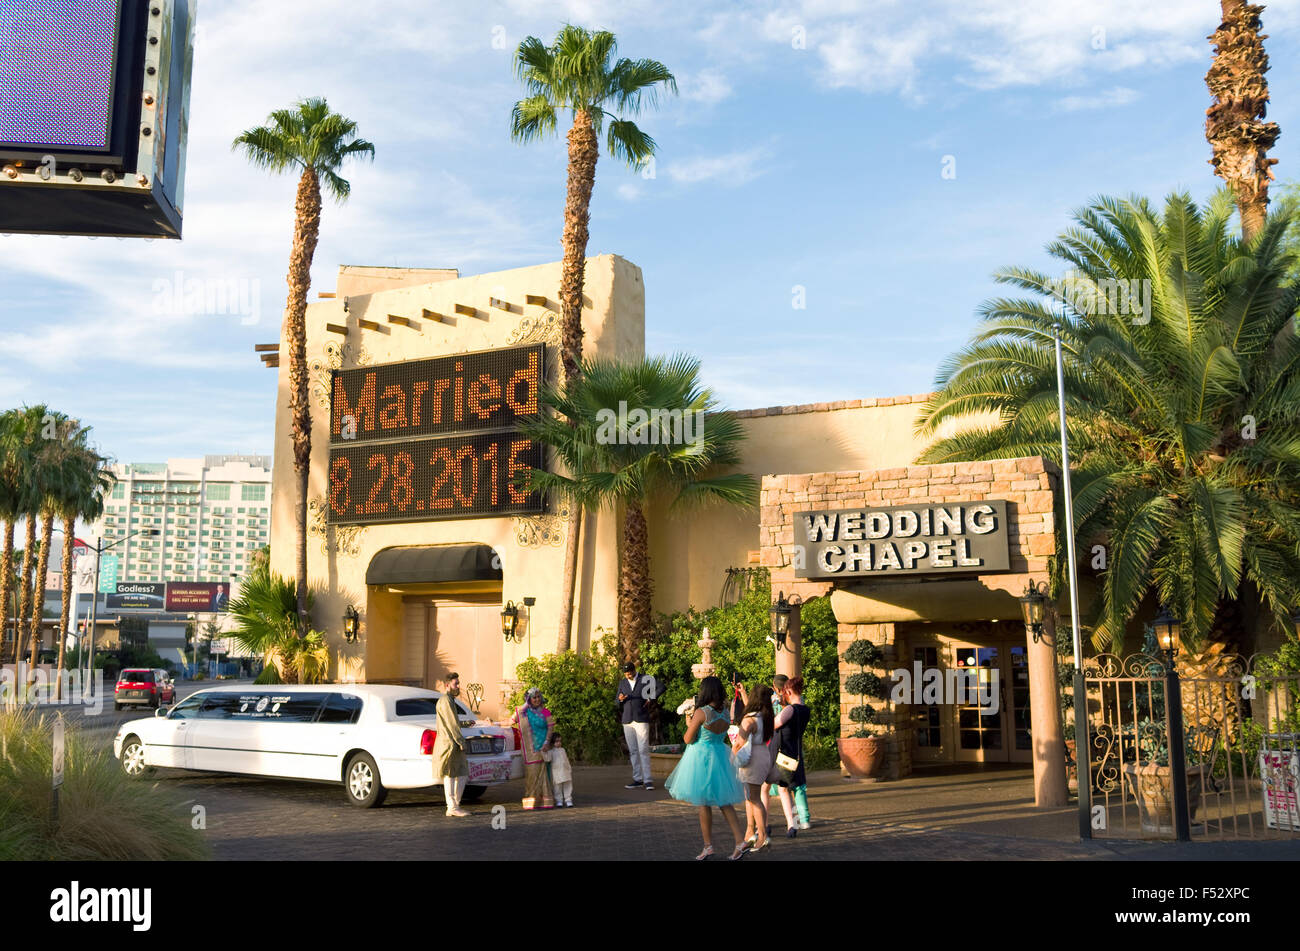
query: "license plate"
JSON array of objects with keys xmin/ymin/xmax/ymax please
[{"xmin": 469, "ymin": 738, "xmax": 491, "ymax": 754}]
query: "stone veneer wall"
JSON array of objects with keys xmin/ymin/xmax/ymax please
[{"xmin": 760, "ymin": 458, "xmax": 1059, "ymax": 779}]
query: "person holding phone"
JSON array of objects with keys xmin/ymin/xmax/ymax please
[
  {"xmin": 617, "ymin": 661, "xmax": 654, "ymax": 790},
  {"xmin": 771, "ymin": 676, "xmax": 811, "ymax": 837}
]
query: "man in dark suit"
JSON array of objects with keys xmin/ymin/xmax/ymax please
[{"xmin": 617, "ymin": 662, "xmax": 653, "ymax": 790}]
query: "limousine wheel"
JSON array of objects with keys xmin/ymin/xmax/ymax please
[
  {"xmin": 120, "ymin": 737, "xmax": 149, "ymax": 778},
  {"xmin": 462, "ymin": 785, "xmax": 486, "ymax": 804},
  {"xmin": 345, "ymin": 753, "xmax": 387, "ymax": 808}
]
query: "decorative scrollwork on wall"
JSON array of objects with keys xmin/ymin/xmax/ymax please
[
  {"xmin": 307, "ymin": 498, "xmax": 365, "ymax": 558},
  {"xmin": 311, "ymin": 339, "xmax": 372, "ymax": 410},
  {"xmin": 507, "ymin": 311, "xmax": 562, "ymax": 347},
  {"xmin": 513, "ymin": 502, "xmax": 571, "ymax": 549}
]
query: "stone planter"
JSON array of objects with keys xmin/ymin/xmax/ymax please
[
  {"xmin": 650, "ymin": 752, "xmax": 682, "ymax": 780},
  {"xmin": 838, "ymin": 735, "xmax": 886, "ymax": 781},
  {"xmin": 1122, "ymin": 762, "xmax": 1206, "ymax": 834}
]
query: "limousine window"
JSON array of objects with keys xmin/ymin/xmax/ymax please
[
  {"xmin": 169, "ymin": 695, "xmax": 203, "ymax": 719},
  {"xmin": 394, "ymin": 697, "xmax": 473, "ymax": 719},
  {"xmin": 198, "ymin": 695, "xmax": 243, "ymax": 719},
  {"xmin": 226, "ymin": 693, "xmax": 327, "ymax": 721},
  {"xmin": 318, "ymin": 694, "xmax": 363, "ymax": 724}
]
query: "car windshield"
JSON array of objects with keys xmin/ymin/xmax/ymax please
[{"xmin": 119, "ymin": 670, "xmax": 151, "ymax": 682}]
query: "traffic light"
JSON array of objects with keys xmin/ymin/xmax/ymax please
[{"xmin": 0, "ymin": 0, "xmax": 197, "ymax": 237}]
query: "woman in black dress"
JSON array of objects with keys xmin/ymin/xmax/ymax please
[{"xmin": 771, "ymin": 676, "xmax": 810, "ymax": 837}]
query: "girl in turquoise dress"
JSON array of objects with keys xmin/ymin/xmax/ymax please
[{"xmin": 665, "ymin": 676, "xmax": 748, "ymax": 860}]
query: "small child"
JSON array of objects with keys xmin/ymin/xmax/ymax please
[{"xmin": 544, "ymin": 732, "xmax": 574, "ymax": 807}]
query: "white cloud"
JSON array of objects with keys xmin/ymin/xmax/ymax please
[
  {"xmin": 616, "ymin": 183, "xmax": 644, "ymax": 201},
  {"xmin": 678, "ymin": 69, "xmax": 734, "ymax": 105},
  {"xmin": 1052, "ymin": 86, "xmax": 1139, "ymax": 112},
  {"xmin": 666, "ymin": 147, "xmax": 768, "ymax": 186}
]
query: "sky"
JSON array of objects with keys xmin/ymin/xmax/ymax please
[{"xmin": 2, "ymin": 0, "xmax": 1299, "ymax": 465}]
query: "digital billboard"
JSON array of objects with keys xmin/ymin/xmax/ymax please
[
  {"xmin": 0, "ymin": 0, "xmax": 122, "ymax": 152},
  {"xmin": 327, "ymin": 344, "xmax": 548, "ymax": 526},
  {"xmin": 328, "ymin": 432, "xmax": 545, "ymax": 526},
  {"xmin": 330, "ymin": 344, "xmax": 543, "ymax": 443}
]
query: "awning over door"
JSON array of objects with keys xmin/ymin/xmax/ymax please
[{"xmin": 365, "ymin": 545, "xmax": 502, "ymax": 586}]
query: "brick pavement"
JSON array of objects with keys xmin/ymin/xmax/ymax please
[{"xmin": 163, "ymin": 761, "xmax": 1300, "ymax": 861}]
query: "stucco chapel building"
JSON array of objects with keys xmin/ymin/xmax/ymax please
[{"xmin": 266, "ymin": 254, "xmax": 1075, "ymax": 795}]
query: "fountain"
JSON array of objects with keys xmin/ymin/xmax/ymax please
[{"xmin": 691, "ymin": 626, "xmax": 716, "ymax": 681}]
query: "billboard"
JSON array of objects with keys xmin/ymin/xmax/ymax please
[
  {"xmin": 108, "ymin": 581, "xmax": 165, "ymax": 610},
  {"xmin": 0, "ymin": 0, "xmax": 122, "ymax": 152},
  {"xmin": 165, "ymin": 582, "xmax": 231, "ymax": 613},
  {"xmin": 327, "ymin": 344, "xmax": 547, "ymax": 526},
  {"xmin": 0, "ymin": 0, "xmax": 196, "ymax": 237}
]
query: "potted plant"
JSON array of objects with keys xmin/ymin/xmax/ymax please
[
  {"xmin": 838, "ymin": 639, "xmax": 889, "ymax": 781},
  {"xmin": 1121, "ymin": 717, "xmax": 1207, "ymax": 835}
]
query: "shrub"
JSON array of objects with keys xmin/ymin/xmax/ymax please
[
  {"xmin": 510, "ymin": 629, "xmax": 624, "ymax": 764},
  {"xmin": 0, "ymin": 708, "xmax": 209, "ymax": 861}
]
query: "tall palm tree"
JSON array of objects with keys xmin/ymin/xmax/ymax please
[
  {"xmin": 510, "ymin": 25, "xmax": 676, "ymax": 651},
  {"xmin": 11, "ymin": 405, "xmax": 48, "ymax": 667},
  {"xmin": 519, "ymin": 354, "xmax": 757, "ymax": 660},
  {"xmin": 0, "ymin": 410, "xmax": 21, "ymax": 668},
  {"xmin": 233, "ymin": 98, "xmax": 374, "ymax": 628},
  {"xmin": 915, "ymin": 193, "xmax": 1300, "ymax": 651},
  {"xmin": 50, "ymin": 424, "xmax": 113, "ymax": 698},
  {"xmin": 1206, "ymin": 0, "xmax": 1281, "ymax": 242},
  {"xmin": 227, "ymin": 557, "xmax": 323, "ymax": 684}
]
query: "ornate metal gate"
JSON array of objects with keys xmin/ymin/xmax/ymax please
[{"xmin": 1080, "ymin": 653, "xmax": 1299, "ymax": 840}]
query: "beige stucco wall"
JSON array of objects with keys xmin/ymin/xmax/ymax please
[
  {"xmin": 269, "ymin": 254, "xmax": 644, "ymax": 693},
  {"xmin": 650, "ymin": 396, "xmax": 961, "ymax": 614}
]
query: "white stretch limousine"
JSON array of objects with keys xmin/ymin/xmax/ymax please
[{"xmin": 113, "ymin": 684, "xmax": 521, "ymax": 807}]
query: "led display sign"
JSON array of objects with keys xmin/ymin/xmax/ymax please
[{"xmin": 327, "ymin": 344, "xmax": 547, "ymax": 525}]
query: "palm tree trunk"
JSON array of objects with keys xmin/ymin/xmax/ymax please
[
  {"xmin": 0, "ymin": 521, "xmax": 12, "ymax": 668},
  {"xmin": 555, "ymin": 506, "xmax": 581, "ymax": 653},
  {"xmin": 54, "ymin": 514, "xmax": 74, "ymax": 700},
  {"xmin": 287, "ymin": 167, "xmax": 322, "ymax": 632},
  {"xmin": 560, "ymin": 108, "xmax": 597, "ymax": 381},
  {"xmin": 554, "ymin": 109, "xmax": 599, "ymax": 651},
  {"xmin": 1206, "ymin": 0, "xmax": 1280, "ymax": 242},
  {"xmin": 16, "ymin": 516, "xmax": 35, "ymax": 666},
  {"xmin": 618, "ymin": 499, "xmax": 652, "ymax": 664},
  {"xmin": 26, "ymin": 512, "xmax": 53, "ymax": 686}
]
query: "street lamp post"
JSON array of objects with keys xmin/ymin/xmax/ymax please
[
  {"xmin": 1152, "ymin": 605, "xmax": 1191, "ymax": 842},
  {"xmin": 1052, "ymin": 319, "xmax": 1091, "ymax": 837},
  {"xmin": 83, "ymin": 528, "xmax": 159, "ymax": 695}
]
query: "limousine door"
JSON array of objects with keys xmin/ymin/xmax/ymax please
[
  {"xmin": 188, "ymin": 692, "xmax": 334, "ymax": 780},
  {"xmin": 152, "ymin": 694, "xmax": 202, "ymax": 768},
  {"xmin": 189, "ymin": 694, "xmax": 265, "ymax": 774}
]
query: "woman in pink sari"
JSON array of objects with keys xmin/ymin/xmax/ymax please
[{"xmin": 513, "ymin": 687, "xmax": 556, "ymax": 809}]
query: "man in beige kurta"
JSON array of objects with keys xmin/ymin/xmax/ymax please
[{"xmin": 433, "ymin": 673, "xmax": 469, "ymax": 817}]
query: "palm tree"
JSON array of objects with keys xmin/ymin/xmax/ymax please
[
  {"xmin": 1206, "ymin": 0, "xmax": 1281, "ymax": 242},
  {"xmin": 519, "ymin": 354, "xmax": 758, "ymax": 660},
  {"xmin": 10, "ymin": 405, "xmax": 48, "ymax": 668},
  {"xmin": 233, "ymin": 98, "xmax": 374, "ymax": 627},
  {"xmin": 0, "ymin": 410, "xmax": 21, "ymax": 668},
  {"xmin": 915, "ymin": 192, "xmax": 1300, "ymax": 651},
  {"xmin": 510, "ymin": 25, "xmax": 676, "ymax": 651},
  {"xmin": 50, "ymin": 424, "xmax": 113, "ymax": 698},
  {"xmin": 226, "ymin": 558, "xmax": 324, "ymax": 684}
]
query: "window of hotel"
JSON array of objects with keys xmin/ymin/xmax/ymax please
[
  {"xmin": 207, "ymin": 484, "xmax": 232, "ymax": 501},
  {"xmin": 242, "ymin": 485, "xmax": 267, "ymax": 502},
  {"xmin": 112, "ymin": 484, "xmax": 125, "ymax": 499}
]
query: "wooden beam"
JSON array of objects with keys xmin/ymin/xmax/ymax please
[
  {"xmin": 357, "ymin": 318, "xmax": 382, "ymax": 331},
  {"xmin": 318, "ymin": 291, "xmax": 336, "ymax": 299},
  {"xmin": 489, "ymin": 297, "xmax": 512, "ymax": 312},
  {"xmin": 326, "ymin": 323, "xmax": 348, "ymax": 336},
  {"xmin": 387, "ymin": 314, "xmax": 412, "ymax": 326},
  {"xmin": 253, "ymin": 343, "xmax": 279, "ymax": 352},
  {"xmin": 423, "ymin": 308, "xmax": 451, "ymax": 323},
  {"xmin": 454, "ymin": 303, "xmax": 476, "ymax": 318},
  {"xmin": 525, "ymin": 294, "xmax": 547, "ymax": 306}
]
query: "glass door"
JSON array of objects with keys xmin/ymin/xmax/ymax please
[
  {"xmin": 953, "ymin": 645, "xmax": 1004, "ymax": 762},
  {"xmin": 1007, "ymin": 645, "xmax": 1033, "ymax": 764}
]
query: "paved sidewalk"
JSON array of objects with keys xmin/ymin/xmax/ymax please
[{"xmin": 193, "ymin": 761, "xmax": 1300, "ymax": 861}]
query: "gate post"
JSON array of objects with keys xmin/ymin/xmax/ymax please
[
  {"xmin": 1074, "ymin": 669, "xmax": 1091, "ymax": 839},
  {"xmin": 1164, "ymin": 657, "xmax": 1191, "ymax": 842}
]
